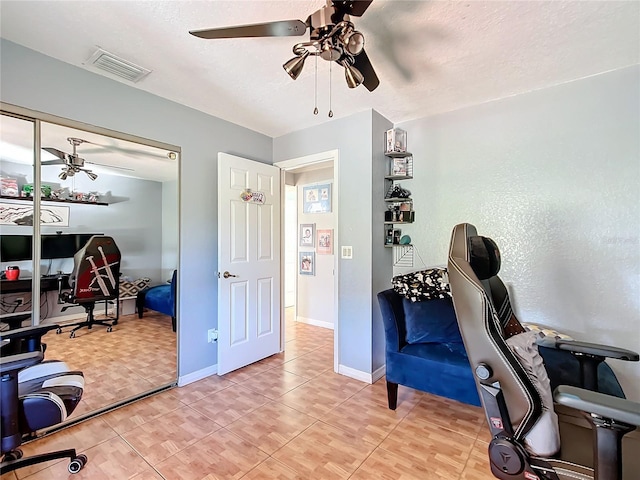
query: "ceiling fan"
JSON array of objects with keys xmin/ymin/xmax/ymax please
[
  {"xmin": 190, "ymin": 0, "xmax": 379, "ymax": 95},
  {"xmin": 42, "ymin": 137, "xmax": 133, "ymax": 181}
]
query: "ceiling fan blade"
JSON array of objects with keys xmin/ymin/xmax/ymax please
[
  {"xmin": 333, "ymin": 0, "xmax": 374, "ymax": 17},
  {"xmin": 353, "ymin": 49, "xmax": 379, "ymax": 92},
  {"xmin": 87, "ymin": 161, "xmax": 135, "ymax": 171},
  {"xmin": 190, "ymin": 19, "xmax": 307, "ymax": 39},
  {"xmin": 41, "ymin": 159, "xmax": 66, "ymax": 166},
  {"xmin": 42, "ymin": 147, "xmax": 67, "ymax": 159}
]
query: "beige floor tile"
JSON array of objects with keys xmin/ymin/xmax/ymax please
[
  {"xmin": 169, "ymin": 374, "xmax": 235, "ymax": 405},
  {"xmin": 272, "ymin": 421, "xmax": 376, "ymax": 480},
  {"xmin": 101, "ymin": 389, "xmax": 185, "ymax": 434},
  {"xmin": 322, "ymin": 386, "xmax": 413, "ymax": 444},
  {"xmin": 460, "ymin": 439, "xmax": 494, "ymax": 479},
  {"xmin": 241, "ymin": 457, "xmax": 302, "ymax": 480},
  {"xmin": 122, "ymin": 405, "xmax": 221, "ymax": 465},
  {"xmin": 13, "ymin": 417, "xmax": 117, "ymax": 478},
  {"xmin": 154, "ymin": 429, "xmax": 268, "ymax": 480},
  {"xmin": 225, "ymin": 402, "xmax": 316, "ymax": 454},
  {"xmin": 237, "ymin": 367, "xmax": 309, "ymax": 399},
  {"xmin": 379, "ymin": 416, "xmax": 475, "ymax": 478},
  {"xmin": 278, "ymin": 371, "xmax": 366, "ymax": 419},
  {"xmin": 407, "ymin": 393, "xmax": 485, "ymax": 439},
  {"xmin": 17, "ymin": 436, "xmax": 160, "ymax": 480},
  {"xmin": 350, "ymin": 446, "xmax": 433, "ymax": 480},
  {"xmin": 188, "ymin": 384, "xmax": 270, "ymax": 427},
  {"xmin": 220, "ymin": 360, "xmax": 277, "ymax": 383},
  {"xmin": 282, "ymin": 353, "xmax": 332, "ymax": 379}
]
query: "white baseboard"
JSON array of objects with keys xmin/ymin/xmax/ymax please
[
  {"xmin": 372, "ymin": 364, "xmax": 386, "ymax": 383},
  {"xmin": 338, "ymin": 363, "xmax": 385, "ymax": 384},
  {"xmin": 296, "ymin": 316, "xmax": 334, "ymax": 330},
  {"xmin": 178, "ymin": 364, "xmax": 218, "ymax": 387}
]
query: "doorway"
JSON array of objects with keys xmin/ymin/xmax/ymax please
[{"xmin": 276, "ymin": 150, "xmax": 339, "ymax": 371}]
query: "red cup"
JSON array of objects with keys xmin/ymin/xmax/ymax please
[{"xmin": 5, "ymin": 266, "xmax": 20, "ymax": 281}]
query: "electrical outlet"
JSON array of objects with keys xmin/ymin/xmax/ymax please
[{"xmin": 207, "ymin": 329, "xmax": 218, "ymax": 343}]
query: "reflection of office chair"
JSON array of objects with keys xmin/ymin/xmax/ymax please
[
  {"xmin": 447, "ymin": 223, "xmax": 639, "ymax": 480},
  {"xmin": 58, "ymin": 236, "xmax": 121, "ymax": 338},
  {"xmin": 1, "ymin": 326, "xmax": 87, "ymax": 475}
]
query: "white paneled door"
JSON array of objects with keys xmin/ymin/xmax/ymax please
[{"xmin": 217, "ymin": 153, "xmax": 281, "ymax": 375}]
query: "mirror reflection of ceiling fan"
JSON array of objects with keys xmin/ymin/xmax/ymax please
[
  {"xmin": 42, "ymin": 137, "xmax": 134, "ymax": 181},
  {"xmin": 190, "ymin": 0, "xmax": 379, "ymax": 114}
]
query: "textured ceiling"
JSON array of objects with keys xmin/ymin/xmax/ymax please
[{"xmin": 1, "ymin": 0, "xmax": 638, "ymax": 138}]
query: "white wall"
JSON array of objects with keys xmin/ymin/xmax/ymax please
[
  {"xmin": 397, "ymin": 65, "xmax": 640, "ymax": 400},
  {"xmin": 294, "ymin": 167, "xmax": 334, "ymax": 328}
]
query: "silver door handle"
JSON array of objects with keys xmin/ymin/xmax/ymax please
[{"xmin": 223, "ymin": 271, "xmax": 238, "ymax": 279}]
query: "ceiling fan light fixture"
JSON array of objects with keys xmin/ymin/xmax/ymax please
[
  {"xmin": 344, "ymin": 64, "xmax": 364, "ymax": 88},
  {"xmin": 58, "ymin": 170, "xmax": 68, "ymax": 181},
  {"xmin": 283, "ymin": 49, "xmax": 310, "ymax": 80},
  {"xmin": 344, "ymin": 31, "xmax": 364, "ymax": 56},
  {"xmin": 85, "ymin": 170, "xmax": 99, "ymax": 181}
]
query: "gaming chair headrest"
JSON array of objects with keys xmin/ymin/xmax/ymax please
[{"xmin": 468, "ymin": 236, "xmax": 501, "ymax": 280}]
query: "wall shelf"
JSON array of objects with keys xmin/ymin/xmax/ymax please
[{"xmin": 0, "ymin": 195, "xmax": 108, "ymax": 206}]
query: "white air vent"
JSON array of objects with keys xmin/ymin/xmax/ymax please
[{"xmin": 85, "ymin": 48, "xmax": 151, "ymax": 83}]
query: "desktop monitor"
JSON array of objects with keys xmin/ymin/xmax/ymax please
[{"xmin": 0, "ymin": 235, "xmax": 32, "ymax": 262}]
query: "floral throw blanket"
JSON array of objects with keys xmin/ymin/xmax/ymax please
[{"xmin": 392, "ymin": 268, "xmax": 451, "ymax": 302}]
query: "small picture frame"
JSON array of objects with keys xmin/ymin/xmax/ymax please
[
  {"xmin": 303, "ymin": 183, "xmax": 332, "ymax": 213},
  {"xmin": 299, "ymin": 223, "xmax": 315, "ymax": 247},
  {"xmin": 299, "ymin": 252, "xmax": 315, "ymax": 275},
  {"xmin": 317, "ymin": 229, "xmax": 333, "ymax": 255}
]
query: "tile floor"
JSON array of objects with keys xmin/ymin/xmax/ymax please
[{"xmin": 2, "ymin": 312, "xmax": 494, "ymax": 480}]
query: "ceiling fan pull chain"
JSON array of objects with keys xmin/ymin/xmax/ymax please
[
  {"xmin": 313, "ymin": 52, "xmax": 319, "ymax": 115},
  {"xmin": 328, "ymin": 60, "xmax": 333, "ymax": 118}
]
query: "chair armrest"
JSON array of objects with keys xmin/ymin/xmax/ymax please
[
  {"xmin": 537, "ymin": 337, "xmax": 639, "ymax": 361},
  {"xmin": 0, "ymin": 324, "xmax": 60, "ymax": 342},
  {"xmin": 554, "ymin": 385, "xmax": 640, "ymax": 426},
  {"xmin": 0, "ymin": 350, "xmax": 43, "ymax": 374},
  {"xmin": 377, "ymin": 289, "xmax": 406, "ymax": 352}
]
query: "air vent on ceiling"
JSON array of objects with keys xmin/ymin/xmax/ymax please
[{"xmin": 86, "ymin": 48, "xmax": 151, "ymax": 83}]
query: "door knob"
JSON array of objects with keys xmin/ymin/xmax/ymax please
[{"xmin": 223, "ymin": 271, "xmax": 237, "ymax": 279}]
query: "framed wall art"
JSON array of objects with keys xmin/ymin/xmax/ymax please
[
  {"xmin": 299, "ymin": 223, "xmax": 315, "ymax": 247},
  {"xmin": 299, "ymin": 251, "xmax": 315, "ymax": 275},
  {"xmin": 317, "ymin": 229, "xmax": 333, "ymax": 255},
  {"xmin": 303, "ymin": 183, "xmax": 331, "ymax": 214}
]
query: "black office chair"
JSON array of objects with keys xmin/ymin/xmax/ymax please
[
  {"xmin": 447, "ymin": 223, "xmax": 640, "ymax": 480},
  {"xmin": 1, "ymin": 325, "xmax": 87, "ymax": 475},
  {"xmin": 58, "ymin": 236, "xmax": 121, "ymax": 338}
]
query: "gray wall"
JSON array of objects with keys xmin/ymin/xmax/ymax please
[
  {"xmin": 0, "ymin": 39, "xmax": 273, "ymax": 378},
  {"xmin": 396, "ymin": 65, "xmax": 640, "ymax": 400},
  {"xmin": 274, "ymin": 110, "xmax": 393, "ymax": 375}
]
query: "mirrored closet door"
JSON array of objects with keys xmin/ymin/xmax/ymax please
[{"xmin": 0, "ymin": 108, "xmax": 180, "ymax": 426}]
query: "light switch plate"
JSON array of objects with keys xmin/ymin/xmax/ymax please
[{"xmin": 341, "ymin": 246, "xmax": 353, "ymax": 259}]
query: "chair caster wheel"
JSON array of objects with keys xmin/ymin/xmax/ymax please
[
  {"xmin": 3, "ymin": 449, "xmax": 23, "ymax": 461},
  {"xmin": 107, "ymin": 326, "xmax": 113, "ymax": 332},
  {"xmin": 68, "ymin": 454, "xmax": 87, "ymax": 474},
  {"xmin": 56, "ymin": 328, "xmax": 62, "ymax": 334},
  {"xmin": 70, "ymin": 332, "xmax": 76, "ymax": 338}
]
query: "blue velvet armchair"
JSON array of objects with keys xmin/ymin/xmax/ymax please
[
  {"xmin": 136, "ymin": 270, "xmax": 177, "ymax": 331},
  {"xmin": 377, "ymin": 288, "xmax": 481, "ymax": 409},
  {"xmin": 378, "ymin": 286, "xmax": 626, "ymax": 411}
]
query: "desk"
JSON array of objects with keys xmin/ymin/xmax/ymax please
[{"xmin": 1, "ymin": 275, "xmax": 70, "ymax": 294}]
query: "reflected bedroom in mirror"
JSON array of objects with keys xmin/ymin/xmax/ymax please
[{"xmin": 0, "ymin": 112, "xmax": 179, "ymax": 424}]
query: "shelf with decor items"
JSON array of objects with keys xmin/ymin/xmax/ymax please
[
  {"xmin": 0, "ymin": 194, "xmax": 108, "ymax": 206},
  {"xmin": 384, "ymin": 128, "xmax": 415, "ymax": 248}
]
